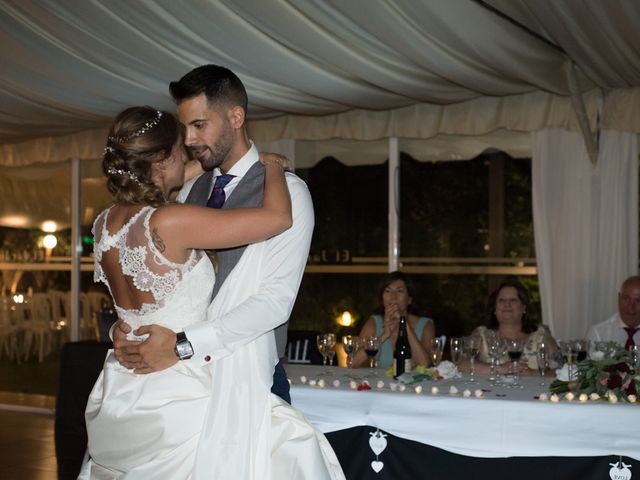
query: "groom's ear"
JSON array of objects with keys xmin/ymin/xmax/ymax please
[{"xmin": 227, "ymin": 105, "xmax": 245, "ymax": 129}]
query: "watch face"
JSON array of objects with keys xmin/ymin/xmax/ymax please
[{"xmin": 176, "ymin": 340, "xmax": 194, "ymax": 359}]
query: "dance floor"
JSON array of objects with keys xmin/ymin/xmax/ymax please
[{"xmin": 0, "ymin": 393, "xmax": 57, "ymax": 480}]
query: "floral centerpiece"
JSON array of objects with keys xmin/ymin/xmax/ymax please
[{"xmin": 550, "ymin": 342, "xmax": 639, "ymax": 402}]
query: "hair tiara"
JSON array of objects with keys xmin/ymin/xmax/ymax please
[
  {"xmin": 108, "ymin": 110, "xmax": 163, "ymax": 144},
  {"xmin": 106, "ymin": 166, "xmax": 141, "ymax": 185}
]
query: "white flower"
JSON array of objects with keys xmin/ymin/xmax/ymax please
[
  {"xmin": 590, "ymin": 392, "xmax": 601, "ymax": 401},
  {"xmin": 589, "ymin": 351, "xmax": 605, "ymax": 361},
  {"xmin": 565, "ymin": 392, "xmax": 575, "ymax": 402},
  {"xmin": 431, "ymin": 386, "xmax": 439, "ymax": 395},
  {"xmin": 449, "ymin": 386, "xmax": 459, "ymax": 395},
  {"xmin": 376, "ymin": 380, "xmax": 385, "ymax": 389},
  {"xmin": 462, "ymin": 389, "xmax": 471, "ymax": 397},
  {"xmin": 414, "ymin": 385, "xmax": 423, "ymax": 394},
  {"xmin": 300, "ymin": 375, "xmax": 307, "ymax": 384},
  {"xmin": 332, "ymin": 379, "xmax": 340, "ymax": 388},
  {"xmin": 550, "ymin": 393, "xmax": 560, "ymax": 402},
  {"xmin": 578, "ymin": 393, "xmax": 588, "ymax": 403},
  {"xmin": 435, "ymin": 361, "xmax": 460, "ymax": 379},
  {"xmin": 539, "ymin": 393, "xmax": 549, "ymax": 401},
  {"xmin": 474, "ymin": 389, "xmax": 483, "ymax": 398}
]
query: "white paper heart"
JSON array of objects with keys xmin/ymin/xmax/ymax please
[
  {"xmin": 609, "ymin": 461, "xmax": 632, "ymax": 480},
  {"xmin": 369, "ymin": 430, "xmax": 388, "ymax": 456},
  {"xmin": 371, "ymin": 460, "xmax": 384, "ymax": 473}
]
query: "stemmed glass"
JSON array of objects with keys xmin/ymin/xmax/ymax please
[
  {"xmin": 630, "ymin": 345, "xmax": 640, "ymax": 369},
  {"xmin": 487, "ymin": 335, "xmax": 506, "ymax": 382},
  {"xmin": 316, "ymin": 334, "xmax": 328, "ymax": 366},
  {"xmin": 324, "ymin": 333, "xmax": 336, "ymax": 366},
  {"xmin": 537, "ymin": 342, "xmax": 547, "ymax": 387},
  {"xmin": 559, "ymin": 341, "xmax": 577, "ymax": 381},
  {"xmin": 342, "ymin": 335, "xmax": 359, "ymax": 368},
  {"xmin": 506, "ymin": 338, "xmax": 524, "ymax": 387},
  {"xmin": 449, "ymin": 337, "xmax": 463, "ymax": 367},
  {"xmin": 430, "ymin": 337, "xmax": 445, "ymax": 367},
  {"xmin": 463, "ymin": 336, "xmax": 480, "ymax": 383},
  {"xmin": 362, "ymin": 336, "xmax": 380, "ymax": 373}
]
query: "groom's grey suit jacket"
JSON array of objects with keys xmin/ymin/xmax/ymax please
[{"xmin": 185, "ymin": 162, "xmax": 288, "ymax": 357}]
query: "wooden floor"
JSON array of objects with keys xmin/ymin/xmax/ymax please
[{"xmin": 0, "ymin": 393, "xmax": 57, "ymax": 480}]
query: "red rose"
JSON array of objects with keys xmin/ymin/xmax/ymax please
[
  {"xmin": 625, "ymin": 380, "xmax": 637, "ymax": 396},
  {"xmin": 616, "ymin": 362, "xmax": 630, "ymax": 373},
  {"xmin": 607, "ymin": 373, "xmax": 623, "ymax": 389}
]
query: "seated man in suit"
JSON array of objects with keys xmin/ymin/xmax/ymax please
[{"xmin": 587, "ymin": 275, "xmax": 640, "ymax": 350}]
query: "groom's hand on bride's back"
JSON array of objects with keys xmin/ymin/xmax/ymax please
[{"xmin": 113, "ymin": 321, "xmax": 178, "ymax": 374}]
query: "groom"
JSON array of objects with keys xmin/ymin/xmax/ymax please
[{"xmin": 112, "ymin": 64, "xmax": 314, "ymax": 403}]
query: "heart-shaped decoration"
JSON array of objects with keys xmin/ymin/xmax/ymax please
[
  {"xmin": 371, "ymin": 460, "xmax": 384, "ymax": 473},
  {"xmin": 369, "ymin": 430, "xmax": 388, "ymax": 456},
  {"xmin": 609, "ymin": 461, "xmax": 632, "ymax": 480}
]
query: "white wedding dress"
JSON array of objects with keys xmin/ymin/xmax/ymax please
[{"xmin": 78, "ymin": 206, "xmax": 344, "ymax": 480}]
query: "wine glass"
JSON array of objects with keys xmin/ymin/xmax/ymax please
[
  {"xmin": 463, "ymin": 336, "xmax": 480, "ymax": 383},
  {"xmin": 449, "ymin": 337, "xmax": 463, "ymax": 367},
  {"xmin": 559, "ymin": 340, "xmax": 576, "ymax": 381},
  {"xmin": 506, "ymin": 338, "xmax": 524, "ymax": 387},
  {"xmin": 324, "ymin": 333, "xmax": 336, "ymax": 366},
  {"xmin": 316, "ymin": 334, "xmax": 328, "ymax": 366},
  {"xmin": 630, "ymin": 344, "xmax": 640, "ymax": 368},
  {"xmin": 430, "ymin": 337, "xmax": 444, "ymax": 367},
  {"xmin": 487, "ymin": 335, "xmax": 506, "ymax": 381},
  {"xmin": 537, "ymin": 342, "xmax": 547, "ymax": 387},
  {"xmin": 572, "ymin": 339, "xmax": 588, "ymax": 363},
  {"xmin": 362, "ymin": 336, "xmax": 380, "ymax": 372},
  {"xmin": 342, "ymin": 335, "xmax": 359, "ymax": 368}
]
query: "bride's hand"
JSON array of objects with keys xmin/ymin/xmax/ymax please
[{"xmin": 260, "ymin": 152, "xmax": 291, "ymax": 170}]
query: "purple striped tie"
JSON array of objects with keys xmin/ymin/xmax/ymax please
[{"xmin": 206, "ymin": 174, "xmax": 235, "ymax": 209}]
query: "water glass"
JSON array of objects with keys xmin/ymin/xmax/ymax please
[
  {"xmin": 537, "ymin": 342, "xmax": 547, "ymax": 387},
  {"xmin": 342, "ymin": 335, "xmax": 359, "ymax": 368},
  {"xmin": 449, "ymin": 337, "xmax": 463, "ymax": 366},
  {"xmin": 463, "ymin": 336, "xmax": 480, "ymax": 382}
]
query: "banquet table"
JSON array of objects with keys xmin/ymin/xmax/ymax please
[{"xmin": 287, "ymin": 364, "xmax": 640, "ymax": 479}]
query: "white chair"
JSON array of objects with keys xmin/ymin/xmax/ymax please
[
  {"xmin": 22, "ymin": 293, "xmax": 53, "ymax": 362},
  {"xmin": 0, "ymin": 306, "xmax": 19, "ymax": 362},
  {"xmin": 287, "ymin": 338, "xmax": 311, "ymax": 364}
]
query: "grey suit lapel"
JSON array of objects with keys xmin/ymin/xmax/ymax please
[
  {"xmin": 185, "ymin": 170, "xmax": 214, "ymax": 206},
  {"xmin": 211, "ymin": 161, "xmax": 265, "ymax": 297}
]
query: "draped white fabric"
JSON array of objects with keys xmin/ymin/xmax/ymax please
[{"xmin": 532, "ymin": 128, "xmax": 639, "ymax": 339}]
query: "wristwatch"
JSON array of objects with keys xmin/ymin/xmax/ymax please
[{"xmin": 174, "ymin": 331, "xmax": 194, "ymax": 360}]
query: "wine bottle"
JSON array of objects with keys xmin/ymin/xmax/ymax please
[{"xmin": 393, "ymin": 315, "xmax": 412, "ymax": 378}]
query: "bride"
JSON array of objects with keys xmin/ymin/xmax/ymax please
[{"xmin": 78, "ymin": 106, "xmax": 344, "ymax": 479}]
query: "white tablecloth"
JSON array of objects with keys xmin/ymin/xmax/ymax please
[{"xmin": 287, "ymin": 365, "xmax": 640, "ymax": 460}]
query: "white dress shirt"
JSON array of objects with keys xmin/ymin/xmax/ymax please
[
  {"xmin": 180, "ymin": 143, "xmax": 314, "ymax": 365},
  {"xmin": 586, "ymin": 312, "xmax": 640, "ymax": 346}
]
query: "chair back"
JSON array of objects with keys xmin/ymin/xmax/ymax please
[{"xmin": 285, "ymin": 330, "xmax": 324, "ymax": 365}]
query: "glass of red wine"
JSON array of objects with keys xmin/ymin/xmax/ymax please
[
  {"xmin": 363, "ymin": 336, "xmax": 380, "ymax": 372},
  {"xmin": 506, "ymin": 338, "xmax": 524, "ymax": 387}
]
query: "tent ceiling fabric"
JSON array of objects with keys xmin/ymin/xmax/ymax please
[
  {"xmin": 3, "ymin": 0, "xmax": 634, "ymax": 150},
  {"xmin": 1, "ymin": 0, "xmax": 640, "ymax": 229}
]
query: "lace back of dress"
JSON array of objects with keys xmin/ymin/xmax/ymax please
[{"xmin": 94, "ymin": 207, "xmax": 193, "ymax": 316}]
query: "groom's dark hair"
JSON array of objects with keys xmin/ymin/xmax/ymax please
[{"xmin": 169, "ymin": 64, "xmax": 248, "ymax": 113}]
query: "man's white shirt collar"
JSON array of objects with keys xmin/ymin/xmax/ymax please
[{"xmin": 213, "ymin": 141, "xmax": 259, "ymax": 180}]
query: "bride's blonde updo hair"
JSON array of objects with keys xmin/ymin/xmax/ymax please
[{"xmin": 103, "ymin": 106, "xmax": 181, "ymax": 205}]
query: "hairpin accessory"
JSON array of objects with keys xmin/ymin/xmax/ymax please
[
  {"xmin": 108, "ymin": 110, "xmax": 163, "ymax": 143},
  {"xmin": 106, "ymin": 166, "xmax": 141, "ymax": 184}
]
